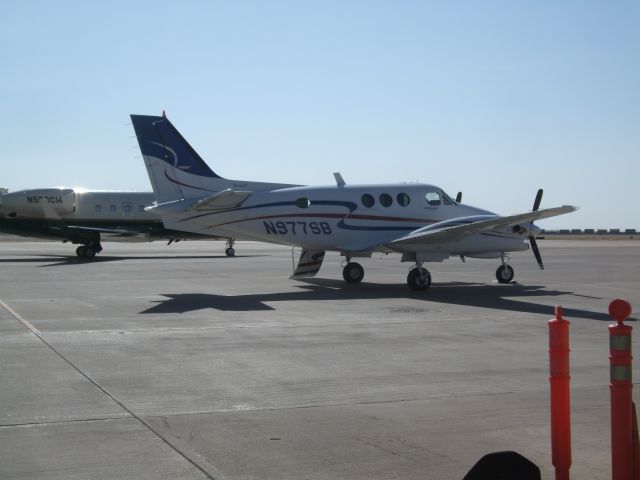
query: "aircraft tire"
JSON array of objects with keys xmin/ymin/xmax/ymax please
[
  {"xmin": 343, "ymin": 262, "xmax": 364, "ymax": 284},
  {"xmin": 496, "ymin": 264, "xmax": 514, "ymax": 284},
  {"xmin": 225, "ymin": 247, "xmax": 236, "ymax": 257},
  {"xmin": 407, "ymin": 267, "xmax": 431, "ymax": 291},
  {"xmin": 84, "ymin": 246, "xmax": 96, "ymax": 258},
  {"xmin": 76, "ymin": 246, "xmax": 86, "ymax": 258}
]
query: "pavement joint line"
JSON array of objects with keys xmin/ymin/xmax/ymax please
[
  {"xmin": 0, "ymin": 416, "xmax": 131, "ymax": 429},
  {"xmin": 0, "ymin": 297, "xmax": 220, "ymax": 480},
  {"xmin": 0, "ymin": 299, "xmax": 40, "ymax": 334},
  {"xmin": 146, "ymin": 390, "xmax": 517, "ymax": 419}
]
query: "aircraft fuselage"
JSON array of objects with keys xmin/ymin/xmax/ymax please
[{"xmin": 154, "ymin": 183, "xmax": 530, "ymax": 258}]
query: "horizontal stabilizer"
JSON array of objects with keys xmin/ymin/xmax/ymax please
[
  {"xmin": 191, "ymin": 189, "xmax": 252, "ymax": 211},
  {"xmin": 291, "ymin": 250, "xmax": 325, "ymax": 278}
]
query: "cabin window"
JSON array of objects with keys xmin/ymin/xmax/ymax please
[
  {"xmin": 123, "ymin": 203, "xmax": 132, "ymax": 213},
  {"xmin": 361, "ymin": 194, "xmax": 375, "ymax": 208},
  {"xmin": 94, "ymin": 204, "xmax": 102, "ymax": 213},
  {"xmin": 296, "ymin": 197, "xmax": 310, "ymax": 208},
  {"xmin": 397, "ymin": 193, "xmax": 410, "ymax": 207},
  {"xmin": 379, "ymin": 193, "xmax": 393, "ymax": 207},
  {"xmin": 110, "ymin": 204, "xmax": 117, "ymax": 213},
  {"xmin": 139, "ymin": 205, "xmax": 146, "ymax": 212},
  {"xmin": 425, "ymin": 192, "xmax": 442, "ymax": 206}
]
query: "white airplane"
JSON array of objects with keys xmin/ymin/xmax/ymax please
[
  {"xmin": 0, "ymin": 188, "xmax": 237, "ymax": 258},
  {"xmin": 131, "ymin": 113, "xmax": 577, "ymax": 291}
]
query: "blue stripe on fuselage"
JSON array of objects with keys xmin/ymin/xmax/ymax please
[{"xmin": 179, "ymin": 199, "xmax": 427, "ymax": 232}]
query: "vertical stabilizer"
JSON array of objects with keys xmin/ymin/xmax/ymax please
[
  {"xmin": 131, "ymin": 113, "xmax": 299, "ymax": 204},
  {"xmin": 131, "ymin": 114, "xmax": 227, "ymax": 203}
]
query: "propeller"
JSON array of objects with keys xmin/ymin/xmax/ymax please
[{"xmin": 530, "ymin": 189, "xmax": 544, "ymax": 269}]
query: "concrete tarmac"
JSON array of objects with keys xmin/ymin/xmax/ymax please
[{"xmin": 0, "ymin": 240, "xmax": 638, "ymax": 479}]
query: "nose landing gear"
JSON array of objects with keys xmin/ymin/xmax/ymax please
[{"xmin": 496, "ymin": 254, "xmax": 515, "ymax": 283}]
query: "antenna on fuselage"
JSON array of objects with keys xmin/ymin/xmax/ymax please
[{"xmin": 333, "ymin": 172, "xmax": 346, "ymax": 187}]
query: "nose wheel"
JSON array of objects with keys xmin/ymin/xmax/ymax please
[{"xmin": 496, "ymin": 264, "xmax": 515, "ymax": 284}]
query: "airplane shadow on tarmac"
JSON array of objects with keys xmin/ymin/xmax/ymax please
[
  {"xmin": 140, "ymin": 278, "xmax": 625, "ymax": 321},
  {"xmin": 0, "ymin": 254, "xmax": 264, "ymax": 266}
]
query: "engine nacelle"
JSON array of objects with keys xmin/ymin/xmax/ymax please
[{"xmin": 0, "ymin": 188, "xmax": 76, "ymax": 217}]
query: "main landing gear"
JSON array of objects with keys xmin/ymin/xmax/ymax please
[
  {"xmin": 495, "ymin": 254, "xmax": 515, "ymax": 284},
  {"xmin": 407, "ymin": 264, "xmax": 432, "ymax": 291},
  {"xmin": 76, "ymin": 240, "xmax": 103, "ymax": 259},
  {"xmin": 225, "ymin": 238, "xmax": 236, "ymax": 257},
  {"xmin": 342, "ymin": 261, "xmax": 364, "ymax": 284}
]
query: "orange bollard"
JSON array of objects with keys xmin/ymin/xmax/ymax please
[
  {"xmin": 632, "ymin": 402, "xmax": 640, "ymax": 480},
  {"xmin": 609, "ymin": 299, "xmax": 633, "ymax": 480},
  {"xmin": 549, "ymin": 305, "xmax": 571, "ymax": 480}
]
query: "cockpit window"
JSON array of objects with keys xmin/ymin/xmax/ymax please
[
  {"xmin": 425, "ymin": 192, "xmax": 441, "ymax": 206},
  {"xmin": 441, "ymin": 191, "xmax": 455, "ymax": 205}
]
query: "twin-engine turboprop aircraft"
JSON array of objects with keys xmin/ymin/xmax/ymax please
[
  {"xmin": 0, "ymin": 188, "xmax": 236, "ymax": 258},
  {"xmin": 131, "ymin": 113, "xmax": 577, "ymax": 291}
]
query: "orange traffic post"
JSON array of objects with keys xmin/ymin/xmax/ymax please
[
  {"xmin": 549, "ymin": 305, "xmax": 571, "ymax": 480},
  {"xmin": 609, "ymin": 299, "xmax": 634, "ymax": 480}
]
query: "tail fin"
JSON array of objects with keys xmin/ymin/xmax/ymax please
[
  {"xmin": 131, "ymin": 113, "xmax": 298, "ymax": 204},
  {"xmin": 131, "ymin": 113, "xmax": 228, "ymax": 203}
]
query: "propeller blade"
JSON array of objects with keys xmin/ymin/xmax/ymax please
[
  {"xmin": 529, "ymin": 235, "xmax": 544, "ymax": 269},
  {"xmin": 455, "ymin": 192, "xmax": 462, "ymax": 203},
  {"xmin": 533, "ymin": 189, "xmax": 543, "ymax": 211}
]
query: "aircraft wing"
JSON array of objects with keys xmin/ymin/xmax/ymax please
[
  {"xmin": 386, "ymin": 205, "xmax": 577, "ymax": 248},
  {"xmin": 191, "ymin": 189, "xmax": 252, "ymax": 211},
  {"xmin": 65, "ymin": 225, "xmax": 151, "ymax": 238}
]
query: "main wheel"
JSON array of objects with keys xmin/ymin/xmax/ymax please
[
  {"xmin": 407, "ymin": 267, "xmax": 431, "ymax": 291},
  {"xmin": 83, "ymin": 246, "xmax": 96, "ymax": 258},
  {"xmin": 76, "ymin": 246, "xmax": 86, "ymax": 258},
  {"xmin": 225, "ymin": 247, "xmax": 236, "ymax": 257},
  {"xmin": 342, "ymin": 262, "xmax": 364, "ymax": 284},
  {"xmin": 496, "ymin": 264, "xmax": 515, "ymax": 284}
]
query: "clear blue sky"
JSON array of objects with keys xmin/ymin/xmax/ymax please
[{"xmin": 2, "ymin": 1, "xmax": 638, "ymax": 229}]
